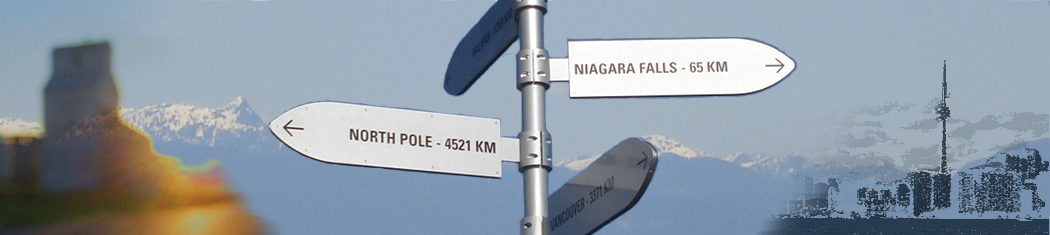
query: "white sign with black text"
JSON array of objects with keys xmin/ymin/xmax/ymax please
[
  {"xmin": 550, "ymin": 38, "xmax": 796, "ymax": 98},
  {"xmin": 269, "ymin": 102, "xmax": 508, "ymax": 178}
]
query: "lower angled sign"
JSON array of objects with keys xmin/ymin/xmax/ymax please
[
  {"xmin": 269, "ymin": 102, "xmax": 507, "ymax": 178},
  {"xmin": 547, "ymin": 138, "xmax": 660, "ymax": 235}
]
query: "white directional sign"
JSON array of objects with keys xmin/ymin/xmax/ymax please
[
  {"xmin": 444, "ymin": 0, "xmax": 518, "ymax": 96},
  {"xmin": 547, "ymin": 138, "xmax": 659, "ymax": 235},
  {"xmin": 269, "ymin": 102, "xmax": 508, "ymax": 178},
  {"xmin": 550, "ymin": 38, "xmax": 795, "ymax": 98}
]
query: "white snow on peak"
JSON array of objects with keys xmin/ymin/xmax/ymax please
[
  {"xmin": 737, "ymin": 153, "xmax": 776, "ymax": 168},
  {"xmin": 555, "ymin": 135, "xmax": 712, "ymax": 171},
  {"xmin": 2, "ymin": 97, "xmax": 274, "ymax": 151},
  {"xmin": 0, "ymin": 118, "xmax": 44, "ymax": 137},
  {"xmin": 556, "ymin": 135, "xmax": 782, "ymax": 171},
  {"xmin": 227, "ymin": 96, "xmax": 245, "ymax": 107},
  {"xmin": 641, "ymin": 135, "xmax": 778, "ymax": 168},
  {"xmin": 554, "ymin": 154, "xmax": 601, "ymax": 171},
  {"xmin": 119, "ymin": 97, "xmax": 266, "ymax": 146},
  {"xmin": 642, "ymin": 134, "xmax": 710, "ymax": 159}
]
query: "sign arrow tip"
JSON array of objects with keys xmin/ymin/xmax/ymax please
[
  {"xmin": 283, "ymin": 119, "xmax": 305, "ymax": 136},
  {"xmin": 638, "ymin": 151, "xmax": 650, "ymax": 168},
  {"xmin": 765, "ymin": 58, "xmax": 785, "ymax": 73}
]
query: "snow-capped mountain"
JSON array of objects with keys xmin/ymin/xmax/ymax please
[
  {"xmin": 641, "ymin": 134, "xmax": 710, "ymax": 159},
  {"xmin": 639, "ymin": 135, "xmax": 835, "ymax": 176},
  {"xmin": 555, "ymin": 135, "xmax": 838, "ymax": 177},
  {"xmin": 555, "ymin": 135, "xmax": 712, "ymax": 170},
  {"xmin": 0, "ymin": 97, "xmax": 276, "ymax": 153},
  {"xmin": 119, "ymin": 97, "xmax": 273, "ymax": 150}
]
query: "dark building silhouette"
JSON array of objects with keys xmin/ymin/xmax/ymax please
[
  {"xmin": 933, "ymin": 173, "xmax": 951, "ymax": 209},
  {"xmin": 909, "ymin": 171, "xmax": 933, "ymax": 216},
  {"xmin": 932, "ymin": 61, "xmax": 953, "ymax": 210},
  {"xmin": 958, "ymin": 172, "xmax": 975, "ymax": 213},
  {"xmin": 897, "ymin": 183, "xmax": 911, "ymax": 208},
  {"xmin": 856, "ymin": 186, "xmax": 902, "ymax": 218},
  {"xmin": 937, "ymin": 61, "xmax": 950, "ymax": 174},
  {"xmin": 977, "ymin": 172, "xmax": 1021, "ymax": 213},
  {"xmin": 956, "ymin": 149, "xmax": 1048, "ymax": 214},
  {"xmin": 786, "ymin": 176, "xmax": 839, "ymax": 217},
  {"xmin": 1004, "ymin": 150, "xmax": 1048, "ymax": 212}
]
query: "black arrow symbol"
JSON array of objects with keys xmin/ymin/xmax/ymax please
[
  {"xmin": 765, "ymin": 58, "xmax": 785, "ymax": 73},
  {"xmin": 283, "ymin": 119, "xmax": 305, "ymax": 136},
  {"xmin": 637, "ymin": 151, "xmax": 650, "ymax": 168}
]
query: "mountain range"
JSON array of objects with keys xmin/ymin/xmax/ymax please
[
  {"xmin": 1, "ymin": 97, "xmax": 272, "ymax": 150},
  {"xmin": 0, "ymin": 98, "xmax": 795, "ymax": 233},
  {"xmin": 118, "ymin": 97, "xmax": 274, "ymax": 150},
  {"xmin": 1, "ymin": 98, "xmax": 1048, "ymax": 233}
]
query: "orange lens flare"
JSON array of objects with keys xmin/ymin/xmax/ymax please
[{"xmin": 1, "ymin": 110, "xmax": 266, "ymax": 234}]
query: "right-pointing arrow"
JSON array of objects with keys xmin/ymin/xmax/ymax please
[
  {"xmin": 766, "ymin": 58, "xmax": 785, "ymax": 73},
  {"xmin": 548, "ymin": 138, "xmax": 659, "ymax": 235},
  {"xmin": 638, "ymin": 151, "xmax": 650, "ymax": 168},
  {"xmin": 564, "ymin": 38, "xmax": 795, "ymax": 97}
]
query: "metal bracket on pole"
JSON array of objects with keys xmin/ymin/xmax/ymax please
[
  {"xmin": 515, "ymin": 0, "xmax": 547, "ymax": 15},
  {"xmin": 518, "ymin": 129, "xmax": 552, "ymax": 170},
  {"xmin": 517, "ymin": 49, "xmax": 551, "ymax": 89},
  {"xmin": 547, "ymin": 58, "xmax": 569, "ymax": 82},
  {"xmin": 515, "ymin": 0, "xmax": 550, "ymax": 90},
  {"xmin": 521, "ymin": 215, "xmax": 547, "ymax": 235}
]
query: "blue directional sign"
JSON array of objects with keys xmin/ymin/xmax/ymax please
[
  {"xmin": 548, "ymin": 138, "xmax": 660, "ymax": 235},
  {"xmin": 443, "ymin": 0, "xmax": 518, "ymax": 96}
]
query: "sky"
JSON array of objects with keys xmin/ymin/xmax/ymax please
[
  {"xmin": 2, "ymin": 1, "xmax": 1049, "ymax": 159},
  {"xmin": 2, "ymin": 0, "xmax": 1050, "ymax": 233}
]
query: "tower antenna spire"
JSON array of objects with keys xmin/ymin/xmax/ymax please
[{"xmin": 937, "ymin": 60, "xmax": 950, "ymax": 174}]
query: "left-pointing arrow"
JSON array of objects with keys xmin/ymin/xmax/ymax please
[{"xmin": 283, "ymin": 119, "xmax": 305, "ymax": 136}]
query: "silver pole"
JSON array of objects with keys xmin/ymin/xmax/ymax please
[{"xmin": 515, "ymin": 0, "xmax": 550, "ymax": 235}]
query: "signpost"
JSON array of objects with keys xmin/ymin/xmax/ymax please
[
  {"xmin": 507, "ymin": 1, "xmax": 553, "ymax": 234},
  {"xmin": 268, "ymin": 102, "xmax": 510, "ymax": 178},
  {"xmin": 270, "ymin": 1, "xmax": 796, "ymax": 234},
  {"xmin": 547, "ymin": 138, "xmax": 659, "ymax": 235},
  {"xmin": 443, "ymin": 0, "xmax": 519, "ymax": 96},
  {"xmin": 547, "ymin": 38, "xmax": 796, "ymax": 98}
]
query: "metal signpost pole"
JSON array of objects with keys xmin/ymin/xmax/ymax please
[{"xmin": 515, "ymin": 0, "xmax": 551, "ymax": 235}]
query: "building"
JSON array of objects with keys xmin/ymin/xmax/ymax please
[
  {"xmin": 38, "ymin": 42, "xmax": 118, "ymax": 193},
  {"xmin": 783, "ymin": 175, "xmax": 839, "ymax": 217},
  {"xmin": 43, "ymin": 42, "xmax": 119, "ymax": 132}
]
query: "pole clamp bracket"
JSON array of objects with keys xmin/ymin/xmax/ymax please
[
  {"xmin": 516, "ymin": 48, "xmax": 551, "ymax": 90},
  {"xmin": 515, "ymin": 0, "xmax": 547, "ymax": 15},
  {"xmin": 518, "ymin": 129, "xmax": 552, "ymax": 171},
  {"xmin": 520, "ymin": 215, "xmax": 549, "ymax": 235}
]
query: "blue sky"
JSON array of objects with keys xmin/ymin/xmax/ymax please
[
  {"xmin": 2, "ymin": 1, "xmax": 1049, "ymax": 233},
  {"xmin": 3, "ymin": 1, "xmax": 1047, "ymax": 159}
]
